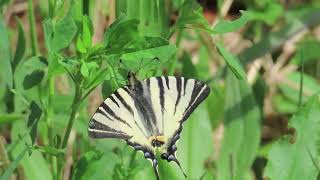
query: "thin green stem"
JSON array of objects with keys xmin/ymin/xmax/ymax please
[
  {"xmin": 56, "ymin": 79, "xmax": 82, "ymax": 179},
  {"xmin": 61, "ymin": 84, "xmax": 82, "ymax": 149},
  {"xmin": 298, "ymin": 48, "xmax": 304, "ymax": 107},
  {"xmin": 27, "ymin": 0, "xmax": 39, "ymax": 56}
]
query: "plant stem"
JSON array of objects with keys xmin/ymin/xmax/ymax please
[
  {"xmin": 56, "ymin": 81, "xmax": 82, "ymax": 179},
  {"xmin": 27, "ymin": 0, "xmax": 39, "ymax": 56},
  {"xmin": 61, "ymin": 84, "xmax": 82, "ymax": 149}
]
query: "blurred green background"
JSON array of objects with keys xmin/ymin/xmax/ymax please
[{"xmin": 0, "ymin": 0, "xmax": 320, "ymax": 180}]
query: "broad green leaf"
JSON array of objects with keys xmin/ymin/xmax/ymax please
[
  {"xmin": 76, "ymin": 35, "xmax": 87, "ymax": 53},
  {"xmin": 82, "ymin": 15, "xmax": 93, "ymax": 49},
  {"xmin": 43, "ymin": 19, "xmax": 53, "ymax": 51},
  {"xmin": 22, "ymin": 70, "xmax": 45, "ymax": 90},
  {"xmin": 14, "ymin": 56, "xmax": 47, "ymax": 105},
  {"xmin": 83, "ymin": 68, "xmax": 110, "ymax": 90},
  {"xmin": 27, "ymin": 101, "xmax": 42, "ymax": 145},
  {"xmin": 101, "ymin": 80, "xmax": 115, "ymax": 99},
  {"xmin": 213, "ymin": 11, "xmax": 250, "ymax": 34},
  {"xmin": 51, "ymin": 13, "xmax": 77, "ymax": 52},
  {"xmin": 12, "ymin": 18, "xmax": 26, "ymax": 70},
  {"xmin": 72, "ymin": 150, "xmax": 104, "ymax": 179},
  {"xmin": 80, "ymin": 62, "xmax": 89, "ymax": 77},
  {"xmin": 119, "ymin": 44, "xmax": 176, "ymax": 78},
  {"xmin": 48, "ymin": 53, "xmax": 65, "ymax": 77},
  {"xmin": 216, "ymin": 43, "xmax": 246, "ymax": 80},
  {"xmin": 265, "ymin": 95, "xmax": 320, "ymax": 180},
  {"xmin": 103, "ymin": 15, "xmax": 140, "ymax": 49},
  {"xmin": 0, "ymin": 17, "xmax": 12, "ymax": 89},
  {"xmin": 216, "ymin": 71, "xmax": 261, "ymax": 180}
]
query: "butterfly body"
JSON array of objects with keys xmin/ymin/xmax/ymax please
[{"xmin": 88, "ymin": 75, "xmax": 210, "ymax": 179}]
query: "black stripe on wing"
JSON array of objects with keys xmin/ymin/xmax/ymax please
[
  {"xmin": 182, "ymin": 80, "xmax": 210, "ymax": 122},
  {"xmin": 100, "ymin": 102, "xmax": 132, "ymax": 128},
  {"xmin": 174, "ymin": 77, "xmax": 182, "ymax": 114},
  {"xmin": 114, "ymin": 91, "xmax": 134, "ymax": 115},
  {"xmin": 88, "ymin": 119, "xmax": 132, "ymax": 139}
]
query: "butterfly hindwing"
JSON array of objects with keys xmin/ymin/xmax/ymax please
[{"xmin": 88, "ymin": 76, "xmax": 210, "ymax": 179}]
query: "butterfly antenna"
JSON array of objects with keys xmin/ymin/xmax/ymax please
[{"xmin": 135, "ymin": 58, "xmax": 144, "ymax": 75}]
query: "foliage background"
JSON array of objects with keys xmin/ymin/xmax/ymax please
[{"xmin": 0, "ymin": 0, "xmax": 320, "ymax": 180}]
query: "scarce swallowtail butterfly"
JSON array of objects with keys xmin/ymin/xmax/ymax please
[{"xmin": 88, "ymin": 73, "xmax": 210, "ymax": 179}]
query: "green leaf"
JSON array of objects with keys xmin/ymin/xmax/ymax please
[
  {"xmin": 82, "ymin": 15, "xmax": 93, "ymax": 49},
  {"xmin": 265, "ymin": 95, "xmax": 320, "ymax": 180},
  {"xmin": 43, "ymin": 19, "xmax": 53, "ymax": 51},
  {"xmin": 80, "ymin": 61, "xmax": 89, "ymax": 77},
  {"xmin": 27, "ymin": 101, "xmax": 42, "ymax": 145},
  {"xmin": 175, "ymin": 0, "xmax": 213, "ymax": 33},
  {"xmin": 83, "ymin": 68, "xmax": 110, "ymax": 90},
  {"xmin": 101, "ymin": 80, "xmax": 115, "ymax": 99},
  {"xmin": 22, "ymin": 70, "xmax": 45, "ymax": 90},
  {"xmin": 213, "ymin": 11, "xmax": 250, "ymax": 34},
  {"xmin": 72, "ymin": 149, "xmax": 119, "ymax": 180},
  {"xmin": 0, "ymin": 17, "xmax": 13, "ymax": 89},
  {"xmin": 216, "ymin": 43, "xmax": 246, "ymax": 80},
  {"xmin": 216, "ymin": 71, "xmax": 261, "ymax": 180},
  {"xmin": 12, "ymin": 17, "xmax": 26, "ymax": 70},
  {"xmin": 76, "ymin": 35, "xmax": 87, "ymax": 53},
  {"xmin": 103, "ymin": 15, "xmax": 140, "ymax": 49},
  {"xmin": 72, "ymin": 150, "xmax": 104, "ymax": 179},
  {"xmin": 51, "ymin": 13, "xmax": 77, "ymax": 52},
  {"xmin": 119, "ymin": 44, "xmax": 176, "ymax": 78},
  {"xmin": 14, "ymin": 56, "xmax": 47, "ymax": 106}
]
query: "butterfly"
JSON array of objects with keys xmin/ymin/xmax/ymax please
[{"xmin": 88, "ymin": 72, "xmax": 210, "ymax": 179}]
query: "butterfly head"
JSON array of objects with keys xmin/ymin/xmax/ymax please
[{"xmin": 149, "ymin": 135, "xmax": 167, "ymax": 148}]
